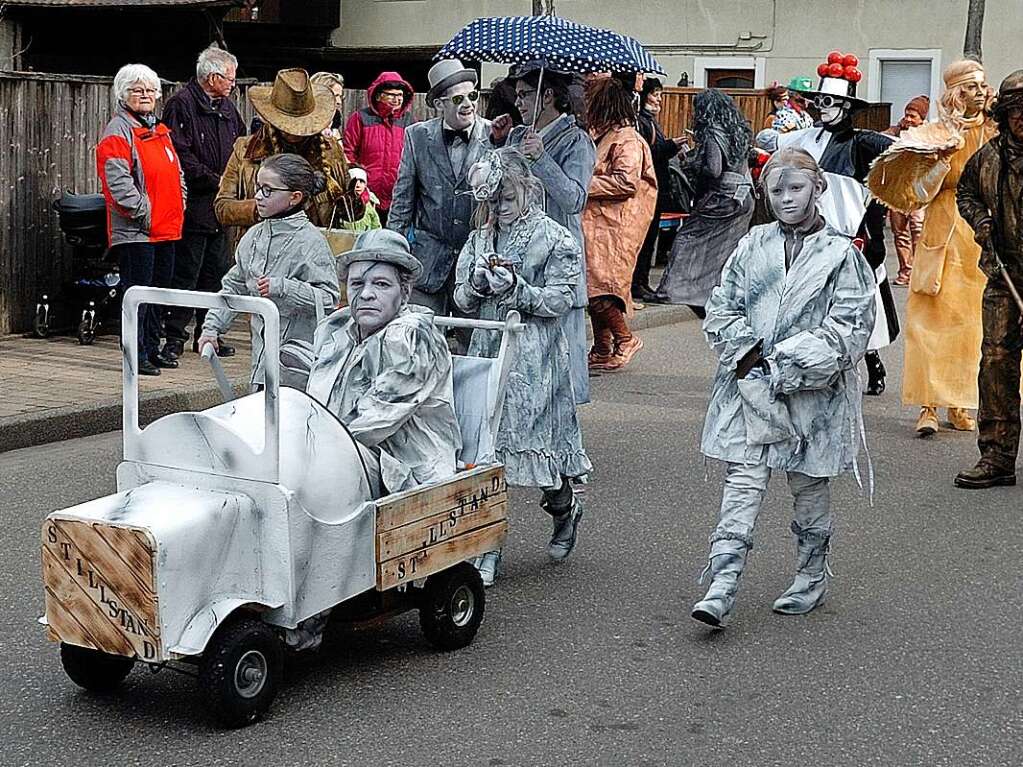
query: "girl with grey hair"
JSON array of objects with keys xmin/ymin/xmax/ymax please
[
  {"xmin": 97, "ymin": 63, "xmax": 185, "ymax": 376},
  {"xmin": 199, "ymin": 153, "xmax": 339, "ymax": 388},
  {"xmin": 454, "ymin": 148, "xmax": 592, "ymax": 585}
]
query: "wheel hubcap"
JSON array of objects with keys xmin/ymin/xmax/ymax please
[
  {"xmin": 449, "ymin": 585, "xmax": 475, "ymax": 627},
  {"xmin": 234, "ymin": 650, "xmax": 268, "ymax": 698}
]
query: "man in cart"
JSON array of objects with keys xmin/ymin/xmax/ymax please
[{"xmin": 306, "ymin": 229, "xmax": 462, "ymax": 495}]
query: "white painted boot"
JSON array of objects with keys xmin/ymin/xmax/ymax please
[
  {"xmin": 691, "ymin": 538, "xmax": 750, "ymax": 628},
  {"xmin": 772, "ymin": 522, "xmax": 832, "ymax": 615}
]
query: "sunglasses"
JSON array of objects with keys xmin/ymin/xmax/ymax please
[
  {"xmin": 812, "ymin": 94, "xmax": 848, "ymax": 110},
  {"xmin": 440, "ymin": 90, "xmax": 480, "ymax": 106},
  {"xmin": 254, "ymin": 183, "xmax": 293, "ymax": 198}
]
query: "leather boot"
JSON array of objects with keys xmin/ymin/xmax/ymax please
[
  {"xmin": 954, "ymin": 461, "xmax": 1017, "ymax": 489},
  {"xmin": 916, "ymin": 406, "xmax": 939, "ymax": 437},
  {"xmin": 542, "ymin": 482, "xmax": 583, "ymax": 561},
  {"xmin": 772, "ymin": 522, "xmax": 832, "ymax": 615},
  {"xmin": 947, "ymin": 407, "xmax": 977, "ymax": 432},
  {"xmin": 691, "ymin": 537, "xmax": 750, "ymax": 628},
  {"xmin": 864, "ymin": 351, "xmax": 886, "ymax": 396}
]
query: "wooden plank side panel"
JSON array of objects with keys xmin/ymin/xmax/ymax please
[
  {"xmin": 377, "ymin": 500, "xmax": 507, "ymax": 562},
  {"xmin": 376, "ymin": 465, "xmax": 507, "ymax": 532},
  {"xmin": 41, "ymin": 519, "xmax": 161, "ymax": 660},
  {"xmin": 377, "ymin": 520, "xmax": 508, "ymax": 592}
]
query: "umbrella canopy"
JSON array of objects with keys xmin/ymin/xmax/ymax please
[{"xmin": 436, "ymin": 15, "xmax": 667, "ymax": 76}]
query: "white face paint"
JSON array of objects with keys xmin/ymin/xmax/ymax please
[
  {"xmin": 438, "ymin": 80, "xmax": 478, "ymax": 131},
  {"xmin": 494, "ymin": 184, "xmax": 526, "ymax": 227},
  {"xmin": 820, "ymin": 100, "xmax": 851, "ymax": 126},
  {"xmin": 346, "ymin": 262, "xmax": 406, "ymax": 338},
  {"xmin": 765, "ymin": 167, "xmax": 822, "ymax": 226}
]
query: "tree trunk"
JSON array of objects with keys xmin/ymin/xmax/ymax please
[{"xmin": 964, "ymin": 0, "xmax": 985, "ymax": 62}]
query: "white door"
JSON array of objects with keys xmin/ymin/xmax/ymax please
[{"xmin": 879, "ymin": 60, "xmax": 933, "ymax": 121}]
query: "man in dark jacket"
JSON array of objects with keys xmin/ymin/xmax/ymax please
[
  {"xmin": 162, "ymin": 45, "xmax": 246, "ymax": 358},
  {"xmin": 955, "ymin": 70, "xmax": 1023, "ymax": 489}
]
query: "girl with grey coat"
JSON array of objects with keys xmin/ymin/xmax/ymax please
[
  {"xmin": 200, "ymin": 154, "xmax": 340, "ymax": 387},
  {"xmin": 454, "ymin": 149, "xmax": 592, "ymax": 584},
  {"xmin": 691, "ymin": 148, "xmax": 875, "ymax": 629}
]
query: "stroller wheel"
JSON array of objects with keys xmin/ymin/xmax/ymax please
[
  {"xmin": 33, "ymin": 301, "xmax": 50, "ymax": 338},
  {"xmin": 77, "ymin": 317, "xmax": 96, "ymax": 345}
]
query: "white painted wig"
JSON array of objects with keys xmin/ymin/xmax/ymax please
[
  {"xmin": 196, "ymin": 45, "xmax": 238, "ymax": 82},
  {"xmin": 113, "ymin": 63, "xmax": 162, "ymax": 104}
]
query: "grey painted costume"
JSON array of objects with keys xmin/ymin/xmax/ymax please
[
  {"xmin": 454, "ymin": 211, "xmax": 592, "ymax": 488},
  {"xmin": 305, "ymin": 306, "xmax": 461, "ymax": 493},
  {"xmin": 202, "ymin": 210, "xmax": 339, "ymax": 386},
  {"xmin": 505, "ymin": 115, "xmax": 596, "ymax": 404},
  {"xmin": 701, "ymin": 222, "xmax": 876, "ymax": 477}
]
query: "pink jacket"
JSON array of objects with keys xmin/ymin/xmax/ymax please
[{"xmin": 343, "ymin": 72, "xmax": 414, "ymax": 211}]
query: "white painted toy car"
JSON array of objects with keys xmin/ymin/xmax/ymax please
[{"xmin": 40, "ymin": 288, "xmax": 521, "ymax": 727}]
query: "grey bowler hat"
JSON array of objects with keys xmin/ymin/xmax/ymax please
[
  {"xmin": 338, "ymin": 229, "xmax": 424, "ymax": 283},
  {"xmin": 427, "ymin": 58, "xmax": 478, "ymax": 104}
]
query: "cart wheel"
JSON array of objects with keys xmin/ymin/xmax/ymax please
[
  {"xmin": 418, "ymin": 561, "xmax": 486, "ymax": 652},
  {"xmin": 32, "ymin": 304, "xmax": 50, "ymax": 338},
  {"xmin": 198, "ymin": 617, "xmax": 283, "ymax": 728},
  {"xmin": 60, "ymin": 643, "xmax": 134, "ymax": 692},
  {"xmin": 77, "ymin": 318, "xmax": 96, "ymax": 345}
]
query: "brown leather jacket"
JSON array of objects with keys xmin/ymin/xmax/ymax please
[
  {"xmin": 214, "ymin": 127, "xmax": 352, "ymax": 247},
  {"xmin": 958, "ymin": 135, "xmax": 1023, "ymax": 283}
]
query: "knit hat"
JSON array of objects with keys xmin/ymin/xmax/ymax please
[{"xmin": 905, "ymin": 95, "xmax": 930, "ymax": 118}]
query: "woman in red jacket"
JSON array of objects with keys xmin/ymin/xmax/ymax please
[
  {"xmin": 343, "ymin": 71, "xmax": 414, "ymax": 227},
  {"xmin": 97, "ymin": 63, "xmax": 186, "ymax": 376}
]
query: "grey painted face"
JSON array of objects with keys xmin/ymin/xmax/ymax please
[
  {"xmin": 494, "ymin": 184, "xmax": 527, "ymax": 227},
  {"xmin": 347, "ymin": 262, "xmax": 405, "ymax": 338},
  {"xmin": 820, "ymin": 100, "xmax": 852, "ymax": 126},
  {"xmin": 764, "ymin": 167, "xmax": 823, "ymax": 226},
  {"xmin": 438, "ymin": 80, "xmax": 477, "ymax": 130}
]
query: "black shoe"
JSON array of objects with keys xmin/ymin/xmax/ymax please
[
  {"xmin": 631, "ymin": 285, "xmax": 659, "ymax": 303},
  {"xmin": 162, "ymin": 340, "xmax": 184, "ymax": 360},
  {"xmin": 954, "ymin": 462, "xmax": 1017, "ymax": 489},
  {"xmin": 865, "ymin": 351, "xmax": 886, "ymax": 396},
  {"xmin": 151, "ymin": 350, "xmax": 179, "ymax": 369},
  {"xmin": 216, "ymin": 341, "xmax": 236, "ymax": 358},
  {"xmin": 139, "ymin": 358, "xmax": 161, "ymax": 376}
]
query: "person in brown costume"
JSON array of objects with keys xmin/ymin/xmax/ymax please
[{"xmin": 954, "ymin": 70, "xmax": 1023, "ymax": 489}]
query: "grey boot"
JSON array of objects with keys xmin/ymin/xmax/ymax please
[
  {"xmin": 691, "ymin": 536, "xmax": 751, "ymax": 628},
  {"xmin": 546, "ymin": 497, "xmax": 583, "ymax": 561},
  {"xmin": 772, "ymin": 522, "xmax": 833, "ymax": 615}
]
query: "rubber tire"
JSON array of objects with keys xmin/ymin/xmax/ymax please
[
  {"xmin": 198, "ymin": 617, "xmax": 283, "ymax": 729},
  {"xmin": 418, "ymin": 562, "xmax": 486, "ymax": 652},
  {"xmin": 77, "ymin": 318, "xmax": 95, "ymax": 345},
  {"xmin": 60, "ymin": 643, "xmax": 134, "ymax": 693},
  {"xmin": 32, "ymin": 306, "xmax": 49, "ymax": 338}
]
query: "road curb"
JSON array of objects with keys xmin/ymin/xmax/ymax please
[{"xmin": 3, "ymin": 304, "xmax": 694, "ymax": 453}]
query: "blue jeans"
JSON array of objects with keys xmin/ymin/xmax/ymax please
[{"xmin": 118, "ymin": 241, "xmax": 175, "ymax": 359}]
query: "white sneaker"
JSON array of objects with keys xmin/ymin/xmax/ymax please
[{"xmin": 476, "ymin": 550, "xmax": 501, "ymax": 587}]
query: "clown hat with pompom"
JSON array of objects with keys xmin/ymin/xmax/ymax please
[{"xmin": 794, "ymin": 50, "xmax": 868, "ymax": 108}]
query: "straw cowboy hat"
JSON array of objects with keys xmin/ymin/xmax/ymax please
[
  {"xmin": 338, "ymin": 229, "xmax": 424, "ymax": 283},
  {"xmin": 248, "ymin": 68, "xmax": 336, "ymax": 136},
  {"xmin": 427, "ymin": 58, "xmax": 478, "ymax": 104}
]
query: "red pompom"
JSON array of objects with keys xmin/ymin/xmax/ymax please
[
  {"xmin": 828, "ymin": 62, "xmax": 845, "ymax": 77},
  {"xmin": 843, "ymin": 53, "xmax": 859, "ymax": 68},
  {"xmin": 827, "ymin": 51, "xmax": 844, "ymax": 65},
  {"xmin": 817, "ymin": 63, "xmax": 831, "ymax": 77},
  {"xmin": 845, "ymin": 67, "xmax": 862, "ymax": 83}
]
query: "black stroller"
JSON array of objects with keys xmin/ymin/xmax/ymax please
[{"xmin": 36, "ymin": 192, "xmax": 121, "ymax": 344}]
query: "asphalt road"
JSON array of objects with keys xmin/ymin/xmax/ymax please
[{"xmin": 2, "ymin": 314, "xmax": 1022, "ymax": 767}]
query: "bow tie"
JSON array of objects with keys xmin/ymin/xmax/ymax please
[{"xmin": 443, "ymin": 127, "xmax": 472, "ymax": 145}]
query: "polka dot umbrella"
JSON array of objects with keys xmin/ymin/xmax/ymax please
[{"xmin": 435, "ymin": 15, "xmax": 667, "ymax": 77}]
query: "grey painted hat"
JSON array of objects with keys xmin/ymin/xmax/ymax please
[
  {"xmin": 427, "ymin": 58, "xmax": 478, "ymax": 104},
  {"xmin": 338, "ymin": 229, "xmax": 423, "ymax": 283}
]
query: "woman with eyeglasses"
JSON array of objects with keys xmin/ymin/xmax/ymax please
[
  {"xmin": 97, "ymin": 63, "xmax": 187, "ymax": 376},
  {"xmin": 199, "ymin": 153, "xmax": 339, "ymax": 390},
  {"xmin": 343, "ymin": 71, "xmax": 414, "ymax": 228}
]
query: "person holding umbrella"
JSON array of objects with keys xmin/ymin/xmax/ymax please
[{"xmin": 490, "ymin": 63, "xmax": 596, "ymax": 403}]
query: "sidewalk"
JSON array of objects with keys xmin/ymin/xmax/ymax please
[{"xmin": 0, "ymin": 302, "xmax": 695, "ymax": 453}]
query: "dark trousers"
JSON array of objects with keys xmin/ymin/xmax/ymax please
[
  {"xmin": 378, "ymin": 207, "xmax": 389, "ymax": 229},
  {"xmin": 588, "ymin": 295, "xmax": 633, "ymax": 356},
  {"xmin": 118, "ymin": 241, "xmax": 175, "ymax": 359},
  {"xmin": 978, "ymin": 278, "xmax": 1022, "ymax": 471},
  {"xmin": 165, "ymin": 230, "xmax": 230, "ymax": 344},
  {"xmin": 632, "ymin": 203, "xmax": 663, "ymax": 292}
]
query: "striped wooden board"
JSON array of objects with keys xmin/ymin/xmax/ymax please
[
  {"xmin": 375, "ymin": 465, "xmax": 509, "ymax": 591},
  {"xmin": 42, "ymin": 517, "xmax": 161, "ymax": 661}
]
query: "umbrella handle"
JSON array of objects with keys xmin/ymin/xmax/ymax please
[{"xmin": 531, "ymin": 65, "xmax": 545, "ymax": 127}]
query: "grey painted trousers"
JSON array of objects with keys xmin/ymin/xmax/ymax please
[{"xmin": 711, "ymin": 460, "xmax": 832, "ymax": 547}]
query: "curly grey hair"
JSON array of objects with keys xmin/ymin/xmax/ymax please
[
  {"xmin": 196, "ymin": 45, "xmax": 238, "ymax": 83},
  {"xmin": 113, "ymin": 64, "xmax": 161, "ymax": 105}
]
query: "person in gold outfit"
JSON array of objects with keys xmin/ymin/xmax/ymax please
[{"xmin": 868, "ymin": 60, "xmax": 997, "ymax": 437}]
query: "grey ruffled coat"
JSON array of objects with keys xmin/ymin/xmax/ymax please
[
  {"xmin": 453, "ymin": 211, "xmax": 592, "ymax": 489},
  {"xmin": 305, "ymin": 306, "xmax": 461, "ymax": 494},
  {"xmin": 202, "ymin": 210, "xmax": 339, "ymax": 386},
  {"xmin": 506, "ymin": 115, "xmax": 596, "ymax": 404},
  {"xmin": 701, "ymin": 223, "xmax": 876, "ymax": 477}
]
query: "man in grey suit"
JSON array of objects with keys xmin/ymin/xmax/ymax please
[{"xmin": 388, "ymin": 59, "xmax": 492, "ymax": 314}]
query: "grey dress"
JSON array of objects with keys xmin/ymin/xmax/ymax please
[
  {"xmin": 453, "ymin": 211, "xmax": 592, "ymax": 489},
  {"xmin": 656, "ymin": 130, "xmax": 754, "ymax": 308}
]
